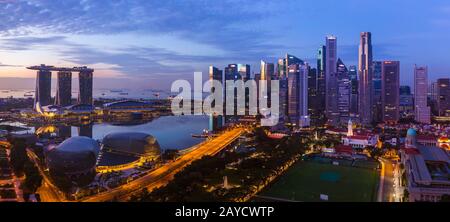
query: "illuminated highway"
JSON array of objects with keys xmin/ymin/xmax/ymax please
[
  {"xmin": 81, "ymin": 128, "xmax": 245, "ymax": 202},
  {"xmin": 26, "ymin": 149, "xmax": 66, "ymax": 202}
]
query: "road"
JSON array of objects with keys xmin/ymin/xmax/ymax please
[
  {"xmin": 379, "ymin": 158, "xmax": 398, "ymax": 202},
  {"xmin": 81, "ymin": 127, "xmax": 245, "ymax": 202},
  {"xmin": 26, "ymin": 149, "xmax": 66, "ymax": 202}
]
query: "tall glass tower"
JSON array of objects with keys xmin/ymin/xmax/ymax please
[
  {"xmin": 325, "ymin": 35, "xmax": 339, "ymax": 124},
  {"xmin": 358, "ymin": 32, "xmax": 373, "ymax": 125},
  {"xmin": 35, "ymin": 70, "xmax": 52, "ymax": 108},
  {"xmin": 414, "ymin": 65, "xmax": 431, "ymax": 123},
  {"xmin": 55, "ymin": 71, "xmax": 72, "ymax": 107},
  {"xmin": 381, "ymin": 61, "xmax": 400, "ymax": 124}
]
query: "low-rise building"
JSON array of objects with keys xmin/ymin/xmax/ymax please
[
  {"xmin": 400, "ymin": 128, "xmax": 450, "ymax": 202},
  {"xmin": 341, "ymin": 119, "xmax": 378, "ymax": 149}
]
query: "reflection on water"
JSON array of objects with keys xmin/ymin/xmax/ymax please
[{"xmin": 35, "ymin": 115, "xmax": 209, "ymax": 150}]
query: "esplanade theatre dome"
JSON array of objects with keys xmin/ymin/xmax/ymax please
[
  {"xmin": 45, "ymin": 136, "xmax": 100, "ymax": 188},
  {"xmin": 101, "ymin": 132, "xmax": 161, "ymax": 161}
]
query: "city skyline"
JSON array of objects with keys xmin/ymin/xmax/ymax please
[{"xmin": 0, "ymin": 0, "xmax": 449, "ymax": 90}]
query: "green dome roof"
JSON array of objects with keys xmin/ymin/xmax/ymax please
[{"xmin": 407, "ymin": 128, "xmax": 417, "ymax": 136}]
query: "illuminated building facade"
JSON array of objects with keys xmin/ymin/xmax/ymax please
[
  {"xmin": 358, "ymin": 32, "xmax": 373, "ymax": 125},
  {"xmin": 381, "ymin": 61, "xmax": 400, "ymax": 124},
  {"xmin": 414, "ymin": 65, "xmax": 431, "ymax": 123},
  {"xmin": 55, "ymin": 71, "xmax": 72, "ymax": 107}
]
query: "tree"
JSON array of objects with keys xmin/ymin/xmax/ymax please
[
  {"xmin": 367, "ymin": 146, "xmax": 383, "ymax": 158},
  {"xmin": 9, "ymin": 138, "xmax": 28, "ymax": 176},
  {"xmin": 440, "ymin": 194, "xmax": 450, "ymax": 202},
  {"xmin": 22, "ymin": 161, "xmax": 43, "ymax": 194},
  {"xmin": 403, "ymin": 189, "xmax": 409, "ymax": 202}
]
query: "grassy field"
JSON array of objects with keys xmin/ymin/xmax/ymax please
[{"xmin": 261, "ymin": 161, "xmax": 379, "ymax": 202}]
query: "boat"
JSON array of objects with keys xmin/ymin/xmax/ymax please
[
  {"xmin": 24, "ymin": 93, "xmax": 34, "ymax": 97},
  {"xmin": 119, "ymin": 92, "xmax": 129, "ymax": 96},
  {"xmin": 110, "ymin": 90, "xmax": 123, "ymax": 93}
]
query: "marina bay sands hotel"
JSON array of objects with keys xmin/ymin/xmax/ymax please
[{"xmin": 27, "ymin": 64, "xmax": 94, "ymax": 109}]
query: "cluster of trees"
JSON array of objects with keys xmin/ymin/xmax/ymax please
[
  {"xmin": 8, "ymin": 137, "xmax": 43, "ymax": 196},
  {"xmin": 129, "ymin": 127, "xmax": 307, "ymax": 202}
]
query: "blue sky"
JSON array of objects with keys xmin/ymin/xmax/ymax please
[{"xmin": 0, "ymin": 0, "xmax": 449, "ymax": 90}]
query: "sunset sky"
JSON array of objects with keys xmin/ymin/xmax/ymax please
[{"xmin": 0, "ymin": 0, "xmax": 449, "ymax": 90}]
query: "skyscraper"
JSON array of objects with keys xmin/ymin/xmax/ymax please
[
  {"xmin": 348, "ymin": 65, "xmax": 358, "ymax": 117},
  {"xmin": 260, "ymin": 60, "xmax": 274, "ymax": 107},
  {"xmin": 317, "ymin": 45, "xmax": 327, "ymax": 118},
  {"xmin": 209, "ymin": 66, "xmax": 224, "ymax": 132},
  {"xmin": 308, "ymin": 67, "xmax": 320, "ymax": 125},
  {"xmin": 224, "ymin": 64, "xmax": 240, "ymax": 81},
  {"xmin": 414, "ymin": 65, "xmax": 431, "ymax": 123},
  {"xmin": 325, "ymin": 36, "xmax": 339, "ymax": 124},
  {"xmin": 287, "ymin": 63, "xmax": 309, "ymax": 127},
  {"xmin": 276, "ymin": 58, "xmax": 286, "ymax": 80},
  {"xmin": 55, "ymin": 71, "xmax": 72, "ymax": 107},
  {"xmin": 430, "ymin": 81, "xmax": 439, "ymax": 115},
  {"xmin": 278, "ymin": 54, "xmax": 305, "ymax": 124},
  {"xmin": 237, "ymin": 64, "xmax": 251, "ymax": 81},
  {"xmin": 381, "ymin": 61, "xmax": 400, "ymax": 124},
  {"xmin": 260, "ymin": 61, "xmax": 274, "ymax": 81},
  {"xmin": 358, "ymin": 32, "xmax": 373, "ymax": 125},
  {"xmin": 78, "ymin": 70, "xmax": 93, "ymax": 105},
  {"xmin": 437, "ymin": 78, "xmax": 450, "ymax": 117},
  {"xmin": 336, "ymin": 59, "xmax": 350, "ymax": 122},
  {"xmin": 372, "ymin": 61, "xmax": 382, "ymax": 123},
  {"xmin": 224, "ymin": 64, "xmax": 241, "ymax": 117},
  {"xmin": 400, "ymin": 86, "xmax": 414, "ymax": 118},
  {"xmin": 35, "ymin": 69, "xmax": 52, "ymax": 107}
]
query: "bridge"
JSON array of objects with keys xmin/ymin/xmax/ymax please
[{"xmin": 77, "ymin": 127, "xmax": 246, "ymax": 202}]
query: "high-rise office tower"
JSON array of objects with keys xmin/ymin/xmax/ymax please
[
  {"xmin": 414, "ymin": 65, "xmax": 431, "ymax": 123},
  {"xmin": 277, "ymin": 58, "xmax": 286, "ymax": 79},
  {"xmin": 34, "ymin": 69, "xmax": 52, "ymax": 108},
  {"xmin": 278, "ymin": 54, "xmax": 304, "ymax": 123},
  {"xmin": 381, "ymin": 61, "xmax": 400, "ymax": 124},
  {"xmin": 209, "ymin": 66, "xmax": 224, "ymax": 132},
  {"xmin": 276, "ymin": 54, "xmax": 304, "ymax": 80},
  {"xmin": 372, "ymin": 61, "xmax": 382, "ymax": 123},
  {"xmin": 287, "ymin": 63, "xmax": 309, "ymax": 127},
  {"xmin": 237, "ymin": 64, "xmax": 251, "ymax": 81},
  {"xmin": 358, "ymin": 32, "xmax": 373, "ymax": 125},
  {"xmin": 55, "ymin": 71, "xmax": 72, "ymax": 107},
  {"xmin": 279, "ymin": 77, "xmax": 288, "ymax": 121},
  {"xmin": 317, "ymin": 45, "xmax": 327, "ymax": 117},
  {"xmin": 308, "ymin": 67, "xmax": 319, "ymax": 124},
  {"xmin": 400, "ymin": 86, "xmax": 414, "ymax": 118},
  {"xmin": 285, "ymin": 54, "xmax": 304, "ymax": 71},
  {"xmin": 224, "ymin": 64, "xmax": 240, "ymax": 81},
  {"xmin": 336, "ymin": 59, "xmax": 350, "ymax": 122},
  {"xmin": 348, "ymin": 65, "xmax": 358, "ymax": 116},
  {"xmin": 224, "ymin": 64, "xmax": 241, "ymax": 117},
  {"xmin": 238, "ymin": 64, "xmax": 251, "ymax": 110},
  {"xmin": 261, "ymin": 60, "xmax": 274, "ymax": 107},
  {"xmin": 78, "ymin": 70, "xmax": 93, "ymax": 105},
  {"xmin": 325, "ymin": 36, "xmax": 339, "ymax": 123},
  {"xmin": 430, "ymin": 81, "xmax": 439, "ymax": 115},
  {"xmin": 260, "ymin": 61, "xmax": 274, "ymax": 81},
  {"xmin": 437, "ymin": 78, "xmax": 450, "ymax": 116}
]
